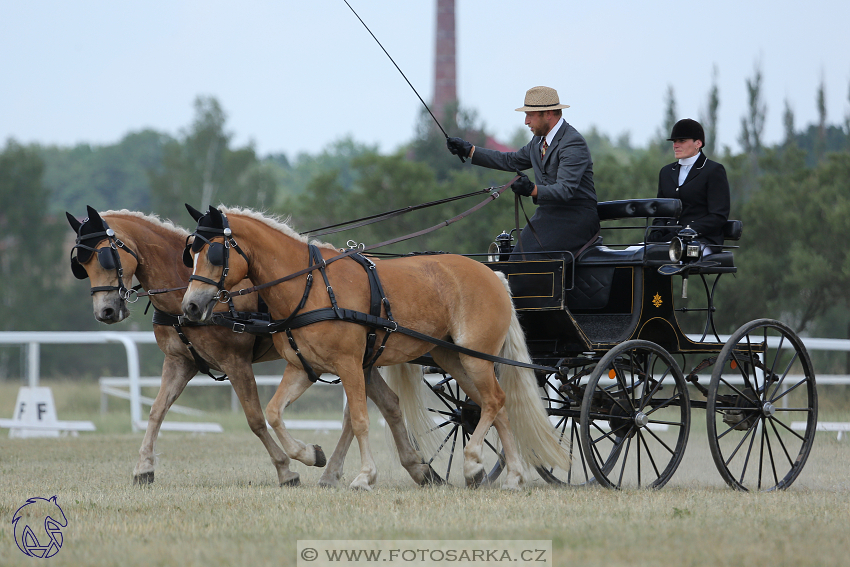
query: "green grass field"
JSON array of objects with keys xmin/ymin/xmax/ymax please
[{"xmin": 1, "ymin": 380, "xmax": 849, "ymax": 566}]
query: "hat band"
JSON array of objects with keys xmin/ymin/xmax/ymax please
[{"xmin": 524, "ymin": 103, "xmax": 559, "ymax": 107}]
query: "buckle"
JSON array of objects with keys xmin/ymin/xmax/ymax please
[{"xmin": 232, "ymin": 322, "xmax": 246, "ymax": 333}]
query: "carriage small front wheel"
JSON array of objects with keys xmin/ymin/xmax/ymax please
[
  {"xmin": 706, "ymin": 319, "xmax": 818, "ymax": 491},
  {"xmin": 579, "ymin": 340, "xmax": 691, "ymax": 489}
]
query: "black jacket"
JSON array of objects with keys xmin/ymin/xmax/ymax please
[{"xmin": 650, "ymin": 152, "xmax": 730, "ymax": 246}]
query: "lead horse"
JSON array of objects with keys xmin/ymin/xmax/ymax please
[
  {"xmin": 66, "ymin": 206, "xmax": 441, "ymax": 488},
  {"xmin": 181, "ymin": 206, "xmax": 571, "ymax": 490}
]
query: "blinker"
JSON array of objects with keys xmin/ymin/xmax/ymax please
[{"xmin": 70, "ymin": 246, "xmax": 119, "ymax": 279}]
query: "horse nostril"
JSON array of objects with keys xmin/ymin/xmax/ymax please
[{"xmin": 102, "ymin": 308, "xmax": 114, "ymax": 319}]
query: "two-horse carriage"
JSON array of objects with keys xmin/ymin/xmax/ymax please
[{"xmin": 67, "ymin": 191, "xmax": 817, "ymax": 492}]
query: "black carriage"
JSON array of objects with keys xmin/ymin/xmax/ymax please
[{"xmin": 425, "ymin": 198, "xmax": 818, "ymax": 491}]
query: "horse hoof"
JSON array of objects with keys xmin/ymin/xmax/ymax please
[
  {"xmin": 280, "ymin": 476, "xmax": 301, "ymax": 488},
  {"xmin": 133, "ymin": 472, "xmax": 154, "ymax": 486},
  {"xmin": 313, "ymin": 445, "xmax": 327, "ymax": 468},
  {"xmin": 465, "ymin": 469, "xmax": 486, "ymax": 488},
  {"xmin": 419, "ymin": 466, "xmax": 446, "ymax": 486}
]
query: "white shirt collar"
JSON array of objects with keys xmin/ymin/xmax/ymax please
[
  {"xmin": 543, "ymin": 117, "xmax": 565, "ymax": 147},
  {"xmin": 678, "ymin": 151, "xmax": 701, "ymax": 166}
]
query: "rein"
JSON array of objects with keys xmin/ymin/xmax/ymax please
[
  {"xmin": 301, "ymin": 187, "xmax": 499, "ymax": 237},
  {"xmin": 222, "ymin": 177, "xmax": 516, "ymax": 302}
]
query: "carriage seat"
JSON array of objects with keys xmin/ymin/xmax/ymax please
[{"xmin": 596, "ymin": 198, "xmax": 682, "ymax": 221}]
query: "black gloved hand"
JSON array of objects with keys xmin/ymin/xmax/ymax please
[
  {"xmin": 511, "ymin": 171, "xmax": 535, "ymax": 197},
  {"xmin": 446, "ymin": 137, "xmax": 472, "ymax": 158}
]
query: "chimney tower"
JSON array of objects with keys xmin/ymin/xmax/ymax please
[{"xmin": 433, "ymin": 0, "xmax": 457, "ymax": 124}]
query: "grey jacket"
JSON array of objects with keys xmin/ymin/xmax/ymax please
[{"xmin": 472, "ymin": 121, "xmax": 599, "ymax": 258}]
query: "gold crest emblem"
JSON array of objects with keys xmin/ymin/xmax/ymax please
[{"xmin": 652, "ymin": 293, "xmax": 663, "ymax": 308}]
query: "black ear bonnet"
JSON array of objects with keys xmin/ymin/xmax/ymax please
[
  {"xmin": 69, "ymin": 206, "xmax": 118, "ymax": 280},
  {"xmin": 182, "ymin": 206, "xmax": 228, "ymax": 268}
]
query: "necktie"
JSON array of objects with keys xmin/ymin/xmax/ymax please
[{"xmin": 541, "ymin": 139, "xmax": 548, "ymax": 159}]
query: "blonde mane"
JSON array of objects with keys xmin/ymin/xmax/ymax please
[
  {"xmin": 101, "ymin": 209, "xmax": 189, "ymax": 237},
  {"xmin": 220, "ymin": 206, "xmax": 338, "ymax": 251}
]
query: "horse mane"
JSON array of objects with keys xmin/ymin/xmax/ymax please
[
  {"xmin": 220, "ymin": 206, "xmax": 338, "ymax": 251},
  {"xmin": 101, "ymin": 209, "xmax": 189, "ymax": 238}
]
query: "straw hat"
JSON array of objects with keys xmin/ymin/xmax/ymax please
[{"xmin": 515, "ymin": 86, "xmax": 570, "ymax": 112}]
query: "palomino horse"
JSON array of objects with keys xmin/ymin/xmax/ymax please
[
  {"xmin": 181, "ymin": 206, "xmax": 571, "ymax": 490},
  {"xmin": 66, "ymin": 206, "xmax": 441, "ymax": 488}
]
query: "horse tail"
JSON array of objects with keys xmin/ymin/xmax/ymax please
[
  {"xmin": 494, "ymin": 272, "xmax": 572, "ymax": 472},
  {"xmin": 381, "ymin": 363, "xmax": 438, "ymax": 460}
]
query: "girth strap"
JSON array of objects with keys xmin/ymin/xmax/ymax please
[{"xmin": 151, "ymin": 308, "xmax": 228, "ymax": 382}]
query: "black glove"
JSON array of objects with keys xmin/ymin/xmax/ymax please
[
  {"xmin": 446, "ymin": 137, "xmax": 472, "ymax": 158},
  {"xmin": 511, "ymin": 171, "xmax": 535, "ymax": 197}
]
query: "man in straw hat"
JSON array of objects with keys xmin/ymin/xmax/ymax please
[{"xmin": 447, "ymin": 86, "xmax": 599, "ymax": 260}]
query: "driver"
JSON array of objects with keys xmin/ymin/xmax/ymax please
[{"xmin": 446, "ymin": 86, "xmax": 599, "ymax": 261}]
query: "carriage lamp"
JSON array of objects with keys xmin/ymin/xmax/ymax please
[
  {"xmin": 668, "ymin": 226, "xmax": 699, "ymax": 262},
  {"xmin": 487, "ymin": 231, "xmax": 514, "ymax": 261}
]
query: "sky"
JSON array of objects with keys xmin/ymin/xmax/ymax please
[{"xmin": 2, "ymin": 1, "xmax": 849, "ymax": 159}]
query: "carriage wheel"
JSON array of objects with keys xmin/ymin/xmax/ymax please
[
  {"xmin": 423, "ymin": 374, "xmax": 504, "ymax": 486},
  {"xmin": 706, "ymin": 319, "xmax": 817, "ymax": 491},
  {"xmin": 579, "ymin": 340, "xmax": 690, "ymax": 489},
  {"xmin": 535, "ymin": 368, "xmax": 599, "ymax": 486}
]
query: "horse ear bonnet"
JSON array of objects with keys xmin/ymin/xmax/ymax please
[
  {"xmin": 183, "ymin": 206, "xmax": 225, "ymax": 268},
  {"xmin": 69, "ymin": 206, "xmax": 109, "ymax": 279}
]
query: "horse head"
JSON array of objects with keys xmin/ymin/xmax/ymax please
[
  {"xmin": 66, "ymin": 205, "xmax": 138, "ymax": 323},
  {"xmin": 181, "ymin": 204, "xmax": 249, "ymax": 322}
]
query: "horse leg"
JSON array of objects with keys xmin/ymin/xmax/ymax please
[
  {"xmin": 133, "ymin": 355, "xmax": 194, "ymax": 485},
  {"xmin": 266, "ymin": 365, "xmax": 326, "ymax": 467},
  {"xmin": 489, "ymin": 407, "xmax": 526, "ymax": 490},
  {"xmin": 366, "ymin": 366, "xmax": 444, "ymax": 486},
  {"xmin": 227, "ymin": 368, "xmax": 299, "ymax": 487},
  {"xmin": 433, "ymin": 351, "xmax": 523, "ymax": 488},
  {"xmin": 338, "ymin": 364, "xmax": 377, "ymax": 491},
  {"xmin": 317, "ymin": 399, "xmax": 354, "ymax": 488}
]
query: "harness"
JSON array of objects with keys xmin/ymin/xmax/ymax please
[{"xmin": 189, "ymin": 210, "xmax": 562, "ymax": 380}]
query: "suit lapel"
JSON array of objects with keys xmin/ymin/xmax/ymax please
[{"xmin": 541, "ymin": 121, "xmax": 568, "ymax": 168}]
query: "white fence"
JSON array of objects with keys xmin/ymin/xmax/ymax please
[{"xmin": 2, "ymin": 331, "xmax": 850, "ymax": 434}]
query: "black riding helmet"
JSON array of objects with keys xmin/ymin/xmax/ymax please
[{"xmin": 667, "ymin": 118, "xmax": 705, "ymax": 147}]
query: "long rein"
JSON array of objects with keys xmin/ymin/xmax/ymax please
[{"xmin": 218, "ymin": 177, "xmax": 518, "ymax": 303}]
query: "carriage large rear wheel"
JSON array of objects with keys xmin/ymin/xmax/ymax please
[
  {"xmin": 579, "ymin": 340, "xmax": 691, "ymax": 489},
  {"xmin": 706, "ymin": 319, "xmax": 817, "ymax": 491}
]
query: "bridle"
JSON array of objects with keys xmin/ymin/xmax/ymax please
[
  {"xmin": 182, "ymin": 211, "xmax": 249, "ymax": 306},
  {"xmin": 70, "ymin": 218, "xmax": 141, "ymax": 302}
]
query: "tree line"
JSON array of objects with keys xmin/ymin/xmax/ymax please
[{"xmin": 2, "ymin": 68, "xmax": 850, "ymax": 379}]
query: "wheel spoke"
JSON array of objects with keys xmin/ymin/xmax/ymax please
[
  {"xmin": 736, "ymin": 420, "xmax": 760, "ymax": 486},
  {"xmin": 642, "ymin": 424, "xmax": 677, "ymax": 455},
  {"xmin": 722, "ymin": 420, "xmax": 757, "ymax": 466},
  {"xmin": 429, "ymin": 423, "xmax": 459, "ymax": 465},
  {"xmin": 638, "ymin": 430, "xmax": 662, "ymax": 479},
  {"xmin": 763, "ymin": 420, "xmax": 780, "ymax": 488},
  {"xmin": 767, "ymin": 416, "xmax": 796, "ymax": 468},
  {"xmin": 616, "ymin": 435, "xmax": 633, "ymax": 489},
  {"xmin": 770, "ymin": 378, "xmax": 810, "ymax": 404},
  {"xmin": 768, "ymin": 415, "xmax": 808, "ymax": 442},
  {"xmin": 644, "ymin": 392, "xmax": 684, "ymax": 415}
]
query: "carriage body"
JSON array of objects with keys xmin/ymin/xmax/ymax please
[{"xmin": 486, "ymin": 198, "xmax": 741, "ymax": 361}]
